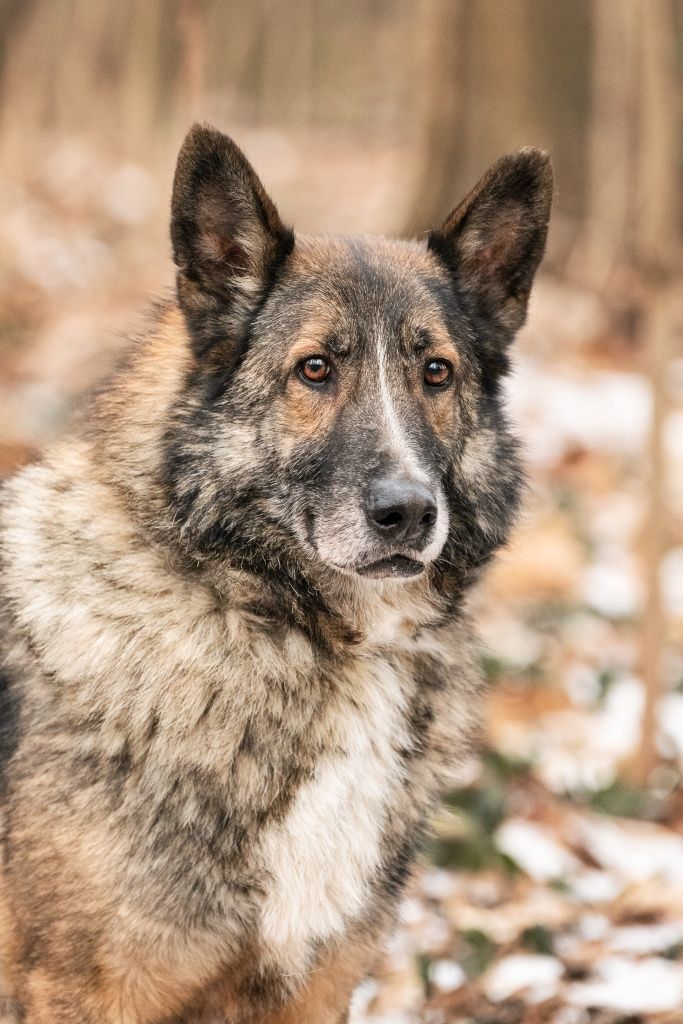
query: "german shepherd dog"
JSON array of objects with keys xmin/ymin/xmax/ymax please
[{"xmin": 0, "ymin": 125, "xmax": 552, "ymax": 1022}]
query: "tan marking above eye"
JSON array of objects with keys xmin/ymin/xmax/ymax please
[{"xmin": 411, "ymin": 322, "xmax": 460, "ymax": 369}]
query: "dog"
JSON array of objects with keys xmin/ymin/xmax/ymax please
[{"xmin": 0, "ymin": 124, "xmax": 552, "ymax": 1022}]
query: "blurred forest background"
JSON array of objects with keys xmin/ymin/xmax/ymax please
[{"xmin": 1, "ymin": 2, "xmax": 683, "ymax": 1022}]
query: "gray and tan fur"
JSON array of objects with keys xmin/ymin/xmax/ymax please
[{"xmin": 0, "ymin": 125, "xmax": 552, "ymax": 1022}]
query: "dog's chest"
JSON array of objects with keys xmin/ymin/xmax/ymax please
[{"xmin": 254, "ymin": 652, "xmax": 414, "ymax": 974}]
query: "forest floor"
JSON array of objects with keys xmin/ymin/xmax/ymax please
[{"xmin": 1, "ymin": 130, "xmax": 683, "ymax": 1024}]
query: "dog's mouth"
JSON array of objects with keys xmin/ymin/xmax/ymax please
[{"xmin": 355, "ymin": 555, "xmax": 425, "ymax": 580}]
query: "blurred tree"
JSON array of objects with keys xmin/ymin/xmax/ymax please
[
  {"xmin": 177, "ymin": 0, "xmax": 206, "ymax": 125},
  {"xmin": 403, "ymin": 0, "xmax": 464, "ymax": 237},
  {"xmin": 260, "ymin": 0, "xmax": 313, "ymax": 124},
  {"xmin": 573, "ymin": 0, "xmax": 640, "ymax": 288},
  {"xmin": 627, "ymin": 0, "xmax": 681, "ymax": 787},
  {"xmin": 404, "ymin": 0, "xmax": 591, "ymax": 246},
  {"xmin": 0, "ymin": 0, "xmax": 31, "ymax": 88}
]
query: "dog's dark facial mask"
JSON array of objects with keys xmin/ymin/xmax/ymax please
[{"xmin": 168, "ymin": 125, "xmax": 552, "ymax": 585}]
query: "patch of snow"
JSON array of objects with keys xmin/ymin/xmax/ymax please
[
  {"xmin": 399, "ymin": 898, "xmax": 424, "ymax": 926},
  {"xmin": 350, "ymin": 979, "xmax": 380, "ymax": 1018},
  {"xmin": 609, "ymin": 919, "xmax": 683, "ymax": 955},
  {"xmin": 569, "ymin": 869, "xmax": 622, "ymax": 904},
  {"xmin": 577, "ymin": 913, "xmax": 611, "ymax": 941},
  {"xmin": 579, "ymin": 818, "xmax": 683, "ymax": 884},
  {"xmin": 581, "ymin": 557, "xmax": 643, "ymax": 619},
  {"xmin": 563, "ymin": 662, "xmax": 602, "ymax": 707},
  {"xmin": 598, "ymin": 674, "xmax": 644, "ymax": 754},
  {"xmin": 420, "ymin": 869, "xmax": 459, "ymax": 901},
  {"xmin": 428, "ymin": 960, "xmax": 465, "ymax": 993},
  {"xmin": 496, "ymin": 819, "xmax": 578, "ymax": 882},
  {"xmin": 479, "ymin": 615, "xmax": 543, "ymax": 670},
  {"xmin": 567, "ymin": 957, "xmax": 683, "ymax": 1013},
  {"xmin": 485, "ymin": 954, "xmax": 564, "ymax": 1003}
]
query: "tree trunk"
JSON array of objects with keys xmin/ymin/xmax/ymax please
[
  {"xmin": 570, "ymin": 0, "xmax": 640, "ymax": 287},
  {"xmin": 403, "ymin": 0, "xmax": 463, "ymax": 237},
  {"xmin": 626, "ymin": 0, "xmax": 680, "ymax": 787}
]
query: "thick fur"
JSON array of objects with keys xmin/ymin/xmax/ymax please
[{"xmin": 0, "ymin": 126, "xmax": 552, "ymax": 1022}]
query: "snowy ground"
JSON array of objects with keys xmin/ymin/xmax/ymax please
[{"xmin": 351, "ymin": 770, "xmax": 683, "ymax": 1023}]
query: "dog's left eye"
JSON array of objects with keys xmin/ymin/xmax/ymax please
[
  {"xmin": 299, "ymin": 356, "xmax": 331, "ymax": 385},
  {"xmin": 424, "ymin": 359, "xmax": 452, "ymax": 389}
]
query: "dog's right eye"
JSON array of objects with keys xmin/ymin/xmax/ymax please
[{"xmin": 299, "ymin": 356, "xmax": 331, "ymax": 385}]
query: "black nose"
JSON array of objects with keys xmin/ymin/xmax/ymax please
[{"xmin": 367, "ymin": 478, "xmax": 438, "ymax": 548}]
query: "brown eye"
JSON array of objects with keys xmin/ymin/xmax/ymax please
[
  {"xmin": 424, "ymin": 359, "xmax": 452, "ymax": 389},
  {"xmin": 299, "ymin": 356, "xmax": 331, "ymax": 385}
]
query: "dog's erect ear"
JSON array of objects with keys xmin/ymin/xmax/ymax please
[
  {"xmin": 171, "ymin": 124, "xmax": 294, "ymax": 355},
  {"xmin": 428, "ymin": 148, "xmax": 552, "ymax": 336}
]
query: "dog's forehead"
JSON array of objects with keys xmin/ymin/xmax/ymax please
[{"xmin": 282, "ymin": 235, "xmax": 450, "ymax": 334}]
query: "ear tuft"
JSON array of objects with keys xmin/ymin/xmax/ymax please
[
  {"xmin": 428, "ymin": 148, "xmax": 553, "ymax": 335},
  {"xmin": 171, "ymin": 124, "xmax": 294, "ymax": 354}
]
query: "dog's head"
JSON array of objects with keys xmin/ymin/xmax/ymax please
[{"xmin": 166, "ymin": 125, "xmax": 552, "ymax": 587}]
